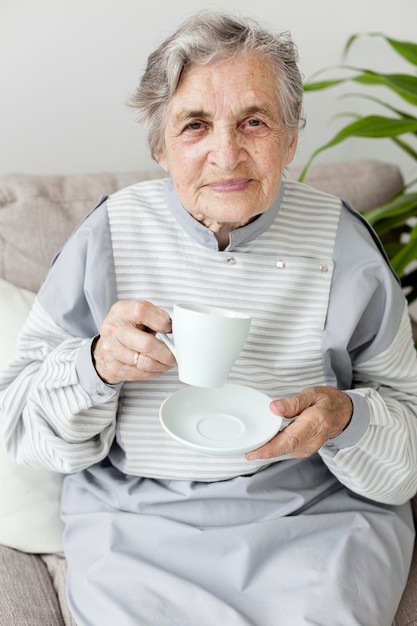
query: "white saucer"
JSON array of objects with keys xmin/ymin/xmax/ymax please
[{"xmin": 159, "ymin": 383, "xmax": 283, "ymax": 456}]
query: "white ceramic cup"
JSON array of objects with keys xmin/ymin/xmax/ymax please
[{"xmin": 158, "ymin": 303, "xmax": 251, "ymax": 388}]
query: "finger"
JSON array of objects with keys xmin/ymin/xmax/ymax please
[
  {"xmin": 101, "ymin": 301, "xmax": 175, "ymax": 365},
  {"xmin": 128, "ymin": 329, "xmax": 176, "ymax": 367},
  {"xmin": 94, "ymin": 303, "xmax": 176, "ymax": 384},
  {"xmin": 128, "ymin": 300, "xmax": 172, "ymax": 334},
  {"xmin": 246, "ymin": 429, "xmax": 294, "ymax": 461},
  {"xmin": 131, "ymin": 349, "xmax": 169, "ymax": 372},
  {"xmin": 95, "ymin": 341, "xmax": 173, "ymax": 385},
  {"xmin": 132, "ymin": 351, "xmax": 174, "ymax": 376},
  {"xmin": 101, "ymin": 300, "xmax": 171, "ymax": 348},
  {"xmin": 270, "ymin": 387, "xmax": 318, "ymax": 419},
  {"xmin": 246, "ymin": 405, "xmax": 327, "ymax": 461},
  {"xmin": 248, "ymin": 388, "xmax": 353, "ymax": 461},
  {"xmin": 119, "ymin": 303, "xmax": 176, "ymax": 366},
  {"xmin": 114, "ymin": 330, "xmax": 176, "ymax": 373}
]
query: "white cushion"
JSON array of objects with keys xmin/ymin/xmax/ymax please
[{"xmin": 0, "ymin": 279, "xmax": 63, "ymax": 553}]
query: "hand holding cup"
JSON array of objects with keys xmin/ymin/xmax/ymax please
[{"xmin": 158, "ymin": 303, "xmax": 251, "ymax": 388}]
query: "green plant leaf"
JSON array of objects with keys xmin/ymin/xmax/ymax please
[
  {"xmin": 402, "ymin": 267, "xmax": 417, "ymax": 290},
  {"xmin": 299, "ymin": 117, "xmax": 417, "ymax": 181},
  {"xmin": 391, "ymin": 136, "xmax": 417, "ymax": 162},
  {"xmin": 343, "ymin": 33, "xmax": 417, "ymax": 67},
  {"xmin": 303, "ymin": 30, "xmax": 417, "ymax": 320},
  {"xmin": 372, "ymin": 34, "xmax": 417, "ymax": 67},
  {"xmin": 305, "ymin": 68, "xmax": 417, "ymax": 106},
  {"xmin": 385, "ymin": 37, "xmax": 417, "ymax": 67},
  {"xmin": 337, "ymin": 115, "xmax": 417, "ymax": 137},
  {"xmin": 405, "ymin": 177, "xmax": 417, "ymax": 191},
  {"xmin": 363, "ymin": 192, "xmax": 417, "ymax": 228},
  {"xmin": 390, "ymin": 222, "xmax": 417, "ymax": 275},
  {"xmin": 352, "ymin": 70, "xmax": 417, "ymax": 106},
  {"xmin": 343, "ymin": 33, "xmax": 361, "ymax": 58},
  {"xmin": 341, "ymin": 93, "xmax": 415, "ymax": 119},
  {"xmin": 304, "ymin": 78, "xmax": 347, "ymax": 92},
  {"xmin": 334, "ymin": 95, "xmax": 417, "ymax": 159}
]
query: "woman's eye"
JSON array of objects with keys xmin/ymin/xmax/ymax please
[
  {"xmin": 185, "ymin": 121, "xmax": 204, "ymax": 131},
  {"xmin": 247, "ymin": 118, "xmax": 263, "ymax": 127},
  {"xmin": 243, "ymin": 117, "xmax": 270, "ymax": 136}
]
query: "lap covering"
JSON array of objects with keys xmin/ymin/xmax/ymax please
[{"xmin": 61, "ymin": 455, "xmax": 414, "ymax": 626}]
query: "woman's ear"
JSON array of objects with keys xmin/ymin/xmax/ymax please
[
  {"xmin": 284, "ymin": 130, "xmax": 299, "ymax": 167},
  {"xmin": 155, "ymin": 147, "xmax": 169, "ymax": 172}
]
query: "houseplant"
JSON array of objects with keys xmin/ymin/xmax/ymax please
[{"xmin": 300, "ymin": 33, "xmax": 417, "ymax": 312}]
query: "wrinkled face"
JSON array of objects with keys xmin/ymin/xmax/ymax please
[{"xmin": 157, "ymin": 51, "xmax": 298, "ymax": 226}]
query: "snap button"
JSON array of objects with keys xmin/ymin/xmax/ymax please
[
  {"xmin": 227, "ymin": 257, "xmax": 237, "ymax": 265},
  {"xmin": 319, "ymin": 264, "xmax": 329, "ymax": 273},
  {"xmin": 276, "ymin": 260, "xmax": 286, "ymax": 269}
]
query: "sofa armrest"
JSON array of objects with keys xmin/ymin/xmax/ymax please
[{"xmin": 0, "ymin": 545, "xmax": 64, "ymax": 625}]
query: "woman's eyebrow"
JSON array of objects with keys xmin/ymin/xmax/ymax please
[
  {"xmin": 174, "ymin": 109, "xmax": 209, "ymax": 123},
  {"xmin": 175, "ymin": 104, "xmax": 271, "ymax": 123}
]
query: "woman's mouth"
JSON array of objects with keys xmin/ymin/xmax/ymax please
[{"xmin": 207, "ymin": 178, "xmax": 251, "ymax": 192}]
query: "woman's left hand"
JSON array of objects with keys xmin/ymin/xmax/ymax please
[{"xmin": 245, "ymin": 386, "xmax": 353, "ymax": 461}]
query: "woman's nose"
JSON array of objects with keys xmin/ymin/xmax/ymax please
[{"xmin": 207, "ymin": 126, "xmax": 246, "ymax": 170}]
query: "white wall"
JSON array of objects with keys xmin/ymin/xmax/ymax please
[{"xmin": 1, "ymin": 0, "xmax": 416, "ymax": 181}]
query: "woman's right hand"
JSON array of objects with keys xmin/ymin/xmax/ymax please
[{"xmin": 92, "ymin": 300, "xmax": 176, "ymax": 385}]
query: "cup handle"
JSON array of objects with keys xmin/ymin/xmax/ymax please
[{"xmin": 157, "ymin": 332, "xmax": 177, "ymax": 359}]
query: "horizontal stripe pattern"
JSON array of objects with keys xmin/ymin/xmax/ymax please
[
  {"xmin": 320, "ymin": 305, "xmax": 417, "ymax": 503},
  {"xmin": 1, "ymin": 178, "xmax": 416, "ymax": 501},
  {"xmin": 107, "ymin": 179, "xmax": 341, "ymax": 479},
  {"xmin": 1, "ymin": 300, "xmax": 117, "ymax": 473}
]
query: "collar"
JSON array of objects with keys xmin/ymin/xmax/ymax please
[{"xmin": 163, "ymin": 178, "xmax": 284, "ymax": 251}]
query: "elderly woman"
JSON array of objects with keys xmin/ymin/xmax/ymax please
[{"xmin": 1, "ymin": 10, "xmax": 417, "ymax": 626}]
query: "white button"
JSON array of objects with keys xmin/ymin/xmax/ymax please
[
  {"xmin": 319, "ymin": 264, "xmax": 328, "ymax": 273},
  {"xmin": 227, "ymin": 257, "xmax": 237, "ymax": 265},
  {"xmin": 325, "ymin": 442, "xmax": 335, "ymax": 448},
  {"xmin": 276, "ymin": 260, "xmax": 286, "ymax": 269},
  {"xmin": 96, "ymin": 388, "xmax": 104, "ymax": 396}
]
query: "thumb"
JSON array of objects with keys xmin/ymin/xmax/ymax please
[
  {"xmin": 270, "ymin": 387, "xmax": 320, "ymax": 417},
  {"xmin": 270, "ymin": 391, "xmax": 308, "ymax": 419}
]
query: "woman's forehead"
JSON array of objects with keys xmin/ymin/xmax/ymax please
[{"xmin": 169, "ymin": 54, "xmax": 280, "ymax": 116}]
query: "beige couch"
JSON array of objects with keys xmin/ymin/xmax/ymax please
[{"xmin": 0, "ymin": 161, "xmax": 416, "ymax": 625}]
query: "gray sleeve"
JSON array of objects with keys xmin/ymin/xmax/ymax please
[
  {"xmin": 37, "ymin": 196, "xmax": 117, "ymax": 337},
  {"xmin": 318, "ymin": 203, "xmax": 417, "ymax": 504},
  {"xmin": 324, "ymin": 200, "xmax": 404, "ymax": 388},
  {"xmin": 321, "ymin": 200, "xmax": 405, "ymax": 448},
  {"xmin": 0, "ymin": 199, "xmax": 121, "ymax": 472},
  {"xmin": 38, "ymin": 197, "xmax": 120, "ymax": 397}
]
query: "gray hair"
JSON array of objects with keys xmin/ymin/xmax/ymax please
[{"xmin": 129, "ymin": 10, "xmax": 305, "ymax": 159}]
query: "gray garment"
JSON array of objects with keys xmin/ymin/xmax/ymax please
[
  {"xmin": 39, "ymin": 180, "xmax": 403, "ymax": 372},
  {"xmin": 2, "ymin": 178, "xmax": 414, "ymax": 623},
  {"xmin": 62, "ymin": 455, "xmax": 414, "ymax": 626},
  {"xmin": 36, "ymin": 179, "xmax": 405, "ymax": 458}
]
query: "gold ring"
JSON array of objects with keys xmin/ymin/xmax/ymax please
[{"xmin": 133, "ymin": 352, "xmax": 139, "ymax": 366}]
